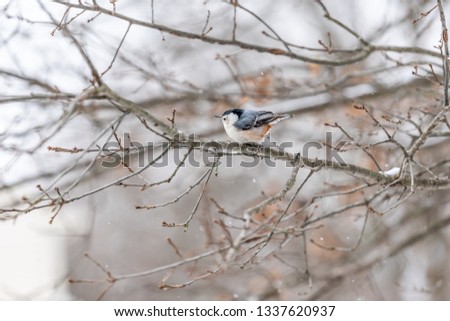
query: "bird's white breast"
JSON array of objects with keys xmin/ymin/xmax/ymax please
[{"xmin": 224, "ymin": 124, "xmax": 248, "ymax": 143}]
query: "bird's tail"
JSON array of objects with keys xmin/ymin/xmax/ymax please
[
  {"xmin": 269, "ymin": 113, "xmax": 292, "ymax": 124},
  {"xmin": 255, "ymin": 111, "xmax": 292, "ymax": 127},
  {"xmin": 277, "ymin": 113, "xmax": 292, "ymax": 120}
]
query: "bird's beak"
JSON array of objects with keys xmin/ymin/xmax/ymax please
[{"xmin": 214, "ymin": 115, "xmax": 222, "ymax": 118}]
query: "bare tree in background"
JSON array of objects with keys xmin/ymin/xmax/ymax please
[{"xmin": 1, "ymin": 0, "xmax": 450, "ymax": 300}]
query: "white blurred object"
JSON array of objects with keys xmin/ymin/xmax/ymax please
[
  {"xmin": 379, "ymin": 167, "xmax": 401, "ymax": 177},
  {"xmin": 0, "ymin": 205, "xmax": 92, "ymax": 300}
]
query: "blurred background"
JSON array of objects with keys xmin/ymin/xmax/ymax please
[{"xmin": 1, "ymin": 0, "xmax": 449, "ymax": 300}]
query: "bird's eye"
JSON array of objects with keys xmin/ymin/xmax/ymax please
[{"xmin": 222, "ymin": 117, "xmax": 226, "ymax": 120}]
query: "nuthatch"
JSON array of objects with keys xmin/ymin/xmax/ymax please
[{"xmin": 216, "ymin": 108, "xmax": 292, "ymax": 143}]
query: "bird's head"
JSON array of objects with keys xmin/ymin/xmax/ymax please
[{"xmin": 216, "ymin": 109, "xmax": 243, "ymax": 128}]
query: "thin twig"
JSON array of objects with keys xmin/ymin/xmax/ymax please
[
  {"xmin": 159, "ymin": 268, "xmax": 220, "ymax": 290},
  {"xmin": 412, "ymin": 4, "xmax": 438, "ymax": 24},
  {"xmin": 53, "ymin": 1, "xmax": 383, "ymax": 67},
  {"xmin": 307, "ymin": 213, "xmax": 450, "ymax": 299},
  {"xmin": 137, "ymin": 166, "xmax": 213, "ymax": 210},
  {"xmin": 311, "ymin": 208, "xmax": 369, "ymax": 252},
  {"xmin": 101, "ymin": 22, "xmax": 132, "ymax": 77},
  {"xmin": 241, "ymin": 170, "xmax": 315, "ymax": 267},
  {"xmin": 114, "ymin": 246, "xmax": 231, "ymax": 281},
  {"xmin": 151, "ymin": 0, "xmax": 155, "ymax": 23},
  {"xmin": 168, "ymin": 158, "xmax": 219, "ymax": 231},
  {"xmin": 166, "ymin": 237, "xmax": 184, "ymax": 259},
  {"xmin": 232, "ymin": 0, "xmax": 237, "ymax": 40},
  {"xmin": 437, "ymin": 0, "xmax": 449, "ymax": 105},
  {"xmin": 408, "ymin": 105, "xmax": 449, "ymax": 157},
  {"xmin": 226, "ymin": 159, "xmax": 302, "ymax": 263},
  {"xmin": 39, "ymin": 1, "xmax": 102, "ymax": 84},
  {"xmin": 65, "ymin": 145, "xmax": 170, "ymax": 204},
  {"xmin": 315, "ymin": 0, "xmax": 370, "ymax": 46},
  {"xmin": 326, "ymin": 122, "xmax": 382, "ymax": 171},
  {"xmin": 234, "ymin": 2, "xmax": 291, "ymax": 52},
  {"xmin": 201, "ymin": 10, "xmax": 212, "ymax": 36}
]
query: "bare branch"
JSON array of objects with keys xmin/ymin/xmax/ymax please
[
  {"xmin": 52, "ymin": 1, "xmax": 378, "ymax": 67},
  {"xmin": 101, "ymin": 22, "xmax": 132, "ymax": 77},
  {"xmin": 437, "ymin": 0, "xmax": 449, "ymax": 105}
]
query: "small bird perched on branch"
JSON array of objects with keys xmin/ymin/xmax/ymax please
[{"xmin": 216, "ymin": 108, "xmax": 292, "ymax": 143}]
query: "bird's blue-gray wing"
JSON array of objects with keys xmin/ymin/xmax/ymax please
[{"xmin": 234, "ymin": 110, "xmax": 258, "ymax": 130}]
